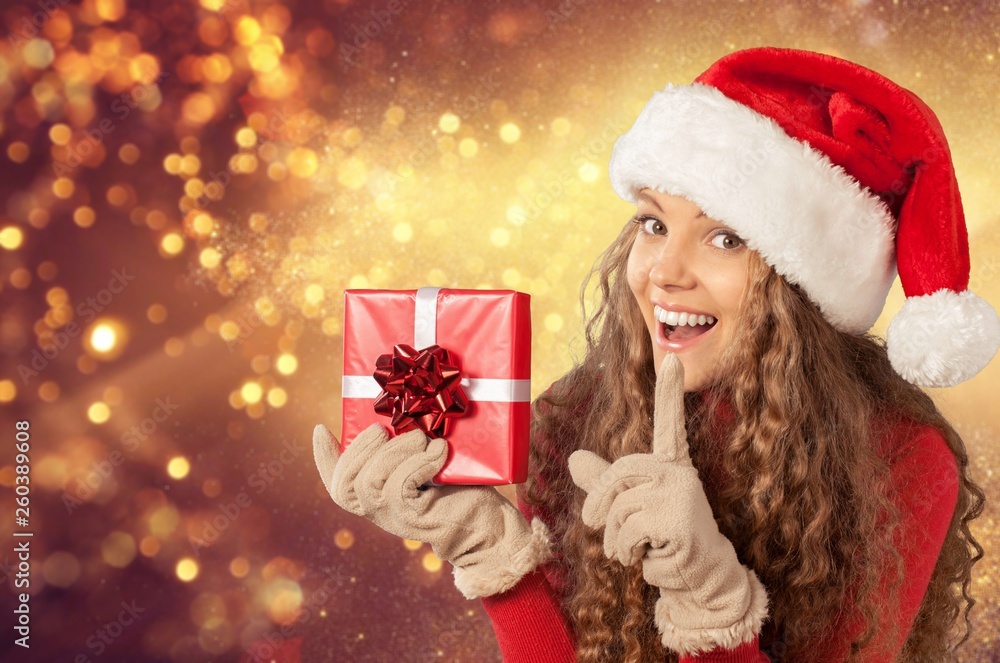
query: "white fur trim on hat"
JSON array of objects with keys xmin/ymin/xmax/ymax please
[
  {"xmin": 609, "ymin": 83, "xmax": 897, "ymax": 334},
  {"xmin": 886, "ymin": 288, "xmax": 1000, "ymax": 387}
]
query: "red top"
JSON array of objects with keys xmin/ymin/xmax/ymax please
[{"xmin": 480, "ymin": 395, "xmax": 960, "ymax": 662}]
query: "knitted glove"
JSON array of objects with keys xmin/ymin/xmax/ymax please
[
  {"xmin": 313, "ymin": 422, "xmax": 553, "ymax": 599},
  {"xmin": 567, "ymin": 353, "xmax": 769, "ymax": 655}
]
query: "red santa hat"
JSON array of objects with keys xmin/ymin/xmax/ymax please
[{"xmin": 609, "ymin": 47, "xmax": 1000, "ymax": 388}]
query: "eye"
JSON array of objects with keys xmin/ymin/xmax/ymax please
[
  {"xmin": 711, "ymin": 231, "xmax": 744, "ymax": 251},
  {"xmin": 632, "ymin": 214, "xmax": 665, "ymax": 235}
]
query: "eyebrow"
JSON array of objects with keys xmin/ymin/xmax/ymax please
[{"xmin": 637, "ymin": 191, "xmax": 706, "ymax": 218}]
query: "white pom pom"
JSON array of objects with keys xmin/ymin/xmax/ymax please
[{"xmin": 886, "ymin": 289, "xmax": 1000, "ymax": 387}]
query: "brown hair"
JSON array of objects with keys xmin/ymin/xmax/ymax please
[{"xmin": 520, "ymin": 219, "xmax": 986, "ymax": 662}]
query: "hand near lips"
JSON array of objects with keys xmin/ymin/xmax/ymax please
[
  {"xmin": 567, "ymin": 353, "xmax": 770, "ymax": 655},
  {"xmin": 312, "ymin": 422, "xmax": 553, "ymax": 599}
]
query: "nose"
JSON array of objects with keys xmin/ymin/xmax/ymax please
[{"xmin": 648, "ymin": 238, "xmax": 696, "ymax": 290}]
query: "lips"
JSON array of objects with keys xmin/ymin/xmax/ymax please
[{"xmin": 654, "ymin": 308, "xmax": 718, "ymax": 351}]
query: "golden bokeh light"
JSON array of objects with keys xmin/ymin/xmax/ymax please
[
  {"xmin": 139, "ymin": 536, "xmax": 161, "ymax": 557},
  {"xmin": 101, "ymin": 531, "xmax": 137, "ymax": 568},
  {"xmin": 439, "ymin": 112, "xmax": 460, "ymax": 133},
  {"xmin": 85, "ymin": 319, "xmax": 128, "ymax": 360},
  {"xmin": 199, "ymin": 247, "xmax": 222, "ymax": 268},
  {"xmin": 87, "ymin": 401, "xmax": 111, "ymax": 424},
  {"xmin": 233, "ymin": 16, "xmax": 262, "ymax": 45},
  {"xmin": 240, "ymin": 381, "xmax": 263, "ymax": 404},
  {"xmin": 266, "ymin": 387, "xmax": 287, "ymax": 407},
  {"xmin": 421, "ymin": 551, "xmax": 443, "ymax": 573},
  {"xmin": 7, "ymin": 141, "xmax": 30, "ymax": 162},
  {"xmin": 275, "ymin": 354, "xmax": 297, "ymax": 375},
  {"xmin": 176, "ymin": 558, "xmax": 200, "ymax": 582},
  {"xmin": 167, "ymin": 457, "xmax": 191, "ymax": 480},
  {"xmin": 43, "ymin": 552, "xmax": 81, "ymax": 588},
  {"xmin": 73, "ymin": 206, "xmax": 96, "ymax": 228},
  {"xmin": 38, "ymin": 381, "xmax": 60, "ymax": 402},
  {"xmin": 160, "ymin": 232, "xmax": 185, "ymax": 256},
  {"xmin": 229, "ymin": 557, "xmax": 250, "ymax": 578},
  {"xmin": 147, "ymin": 304, "xmax": 168, "ymax": 323},
  {"xmin": 48, "ymin": 123, "xmax": 72, "ymax": 145},
  {"xmin": 0, "ymin": 226, "xmax": 24, "ymax": 250},
  {"xmin": 499, "ymin": 122, "xmax": 522, "ymax": 143},
  {"xmin": 334, "ymin": 528, "xmax": 354, "ymax": 550}
]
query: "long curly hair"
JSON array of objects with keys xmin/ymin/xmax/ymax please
[{"xmin": 520, "ymin": 219, "xmax": 986, "ymax": 662}]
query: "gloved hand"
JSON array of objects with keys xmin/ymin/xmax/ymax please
[
  {"xmin": 567, "ymin": 353, "xmax": 769, "ymax": 655},
  {"xmin": 313, "ymin": 422, "xmax": 553, "ymax": 599}
]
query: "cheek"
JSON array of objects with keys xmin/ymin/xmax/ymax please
[
  {"xmin": 707, "ymin": 263, "xmax": 748, "ymax": 319},
  {"xmin": 625, "ymin": 248, "xmax": 647, "ymax": 295}
]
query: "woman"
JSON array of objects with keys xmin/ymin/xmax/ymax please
[{"xmin": 314, "ymin": 48, "xmax": 999, "ymax": 661}]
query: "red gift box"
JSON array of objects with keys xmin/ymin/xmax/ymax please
[{"xmin": 341, "ymin": 288, "xmax": 531, "ymax": 485}]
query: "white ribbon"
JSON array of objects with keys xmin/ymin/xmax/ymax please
[
  {"xmin": 414, "ymin": 286, "xmax": 439, "ymax": 349},
  {"xmin": 342, "ymin": 376, "xmax": 531, "ymax": 402}
]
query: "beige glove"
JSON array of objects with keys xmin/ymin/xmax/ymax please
[
  {"xmin": 313, "ymin": 422, "xmax": 553, "ymax": 599},
  {"xmin": 568, "ymin": 353, "xmax": 769, "ymax": 655}
]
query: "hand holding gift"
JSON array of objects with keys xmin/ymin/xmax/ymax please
[
  {"xmin": 568, "ymin": 353, "xmax": 769, "ymax": 655},
  {"xmin": 312, "ymin": 422, "xmax": 553, "ymax": 599}
]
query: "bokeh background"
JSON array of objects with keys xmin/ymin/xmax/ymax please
[{"xmin": 1, "ymin": 0, "xmax": 998, "ymax": 661}]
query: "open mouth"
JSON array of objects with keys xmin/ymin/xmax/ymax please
[{"xmin": 654, "ymin": 305, "xmax": 718, "ymax": 342}]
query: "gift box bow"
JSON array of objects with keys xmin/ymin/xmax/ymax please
[{"xmin": 372, "ymin": 343, "xmax": 468, "ymax": 438}]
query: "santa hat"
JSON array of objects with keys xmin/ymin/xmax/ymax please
[{"xmin": 609, "ymin": 47, "xmax": 1000, "ymax": 388}]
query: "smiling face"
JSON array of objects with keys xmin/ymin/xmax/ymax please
[{"xmin": 626, "ymin": 188, "xmax": 751, "ymax": 392}]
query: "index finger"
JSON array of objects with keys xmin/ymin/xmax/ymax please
[{"xmin": 652, "ymin": 353, "xmax": 692, "ymax": 465}]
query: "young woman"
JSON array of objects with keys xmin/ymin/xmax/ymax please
[{"xmin": 314, "ymin": 48, "xmax": 1000, "ymax": 662}]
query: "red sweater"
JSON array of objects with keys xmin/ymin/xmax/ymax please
[{"xmin": 480, "ymin": 399, "xmax": 960, "ymax": 662}]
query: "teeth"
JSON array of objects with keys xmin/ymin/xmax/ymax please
[{"xmin": 654, "ymin": 305, "xmax": 716, "ymax": 327}]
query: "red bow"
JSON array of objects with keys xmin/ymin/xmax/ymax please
[{"xmin": 372, "ymin": 344, "xmax": 468, "ymax": 438}]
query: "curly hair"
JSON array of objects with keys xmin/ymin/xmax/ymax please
[{"xmin": 520, "ymin": 218, "xmax": 986, "ymax": 662}]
